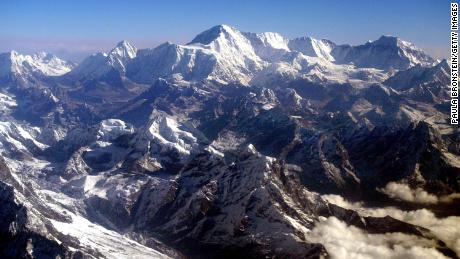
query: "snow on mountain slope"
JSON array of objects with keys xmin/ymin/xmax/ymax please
[
  {"xmin": 131, "ymin": 25, "xmax": 342, "ymax": 85},
  {"xmin": 1, "ymin": 26, "xmax": 436, "ymax": 88},
  {"xmin": 142, "ymin": 113, "xmax": 202, "ymax": 167},
  {"xmin": 384, "ymin": 59, "xmax": 449, "ymax": 90},
  {"xmin": 67, "ymin": 40, "xmax": 137, "ymax": 80},
  {"xmin": 128, "ymin": 26, "xmax": 437, "ymax": 86},
  {"xmin": 127, "ymin": 42, "xmax": 218, "ymax": 84},
  {"xmin": 1, "ymin": 153, "xmax": 173, "ymax": 259},
  {"xmin": 396, "ymin": 37, "xmax": 436, "ymax": 67},
  {"xmin": 63, "ymin": 25, "xmax": 436, "ymax": 87},
  {"xmin": 288, "ymin": 37, "xmax": 335, "ymax": 61},
  {"xmin": 59, "ymin": 115, "xmax": 202, "ymax": 176},
  {"xmin": 0, "ymin": 92, "xmax": 17, "ymax": 113},
  {"xmin": 0, "ymin": 50, "xmax": 75, "ymax": 80},
  {"xmin": 0, "ymin": 24, "xmax": 454, "ymax": 259},
  {"xmin": 107, "ymin": 40, "xmax": 137, "ymax": 73},
  {"xmin": 130, "ymin": 25, "xmax": 266, "ymax": 85},
  {"xmin": 332, "ymin": 35, "xmax": 435, "ymax": 70},
  {"xmin": 98, "ymin": 119, "xmax": 134, "ymax": 141},
  {"xmin": 243, "ymin": 31, "xmax": 290, "ymax": 61},
  {"xmin": 0, "ymin": 121, "xmax": 48, "ymax": 154},
  {"xmin": 251, "ymin": 51, "xmax": 389, "ymax": 86},
  {"xmin": 50, "ymin": 211, "xmax": 171, "ymax": 259}
]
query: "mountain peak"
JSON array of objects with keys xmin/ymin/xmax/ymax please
[
  {"xmin": 334, "ymin": 35, "xmax": 435, "ymax": 69},
  {"xmin": 110, "ymin": 40, "xmax": 137, "ymax": 59},
  {"xmin": 188, "ymin": 24, "xmax": 239, "ymax": 45},
  {"xmin": 68, "ymin": 40, "xmax": 137, "ymax": 79},
  {"xmin": 9, "ymin": 50, "xmax": 21, "ymax": 61},
  {"xmin": 214, "ymin": 24, "xmax": 234, "ymax": 31},
  {"xmin": 372, "ymin": 35, "xmax": 421, "ymax": 52},
  {"xmin": 373, "ymin": 35, "xmax": 399, "ymax": 46},
  {"xmin": 115, "ymin": 40, "xmax": 133, "ymax": 48},
  {"xmin": 207, "ymin": 24, "xmax": 236, "ymax": 33},
  {"xmin": 0, "ymin": 50, "xmax": 75, "ymax": 77}
]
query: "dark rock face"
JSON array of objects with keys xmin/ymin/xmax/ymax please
[
  {"xmin": 286, "ymin": 133, "xmax": 361, "ymax": 195},
  {"xmin": 284, "ymin": 120, "xmax": 460, "ymax": 197},
  {"xmin": 0, "ymin": 156, "xmax": 86, "ymax": 259},
  {"xmin": 344, "ymin": 122, "xmax": 460, "ymax": 193},
  {"xmin": 0, "ymin": 181, "xmax": 80, "ymax": 259},
  {"xmin": 131, "ymin": 149, "xmax": 330, "ymax": 258}
]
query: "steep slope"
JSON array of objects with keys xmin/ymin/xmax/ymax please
[
  {"xmin": 288, "ymin": 37, "xmax": 336, "ymax": 61},
  {"xmin": 58, "ymin": 41, "xmax": 148, "ymax": 109},
  {"xmin": 141, "ymin": 145, "xmax": 329, "ymax": 258},
  {"xmin": 384, "ymin": 59, "xmax": 449, "ymax": 90},
  {"xmin": 243, "ymin": 31, "xmax": 290, "ymax": 61},
  {"xmin": 0, "ymin": 116, "xmax": 178, "ymax": 258},
  {"xmin": 383, "ymin": 60, "xmax": 450, "ymax": 103},
  {"xmin": 66, "ymin": 40, "xmax": 137, "ymax": 81}
]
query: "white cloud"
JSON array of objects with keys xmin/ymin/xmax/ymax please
[
  {"xmin": 308, "ymin": 216, "xmax": 448, "ymax": 259},
  {"xmin": 322, "ymin": 194, "xmax": 460, "ymax": 257},
  {"xmin": 377, "ymin": 182, "xmax": 460, "ymax": 205},
  {"xmin": 378, "ymin": 182, "xmax": 438, "ymax": 204}
]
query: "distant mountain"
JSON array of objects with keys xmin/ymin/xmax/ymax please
[
  {"xmin": 384, "ymin": 59, "xmax": 449, "ymax": 90},
  {"xmin": 332, "ymin": 35, "xmax": 435, "ymax": 70},
  {"xmin": 0, "ymin": 51, "xmax": 75, "ymax": 88},
  {"xmin": 66, "ymin": 40, "xmax": 137, "ymax": 81},
  {"xmin": 57, "ymin": 25, "xmax": 436, "ymax": 88}
]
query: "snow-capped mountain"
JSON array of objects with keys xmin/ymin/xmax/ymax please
[
  {"xmin": 385, "ymin": 59, "xmax": 449, "ymax": 90},
  {"xmin": 0, "ymin": 50, "xmax": 75, "ymax": 88},
  {"xmin": 59, "ymin": 40, "xmax": 147, "ymax": 105},
  {"xmin": 0, "ymin": 25, "xmax": 458, "ymax": 259},
  {"xmin": 67, "ymin": 40, "xmax": 137, "ymax": 81},
  {"xmin": 0, "ymin": 51, "xmax": 75, "ymax": 77},
  {"xmin": 128, "ymin": 25, "xmax": 265, "ymax": 85},
  {"xmin": 62, "ymin": 25, "xmax": 435, "ymax": 88},
  {"xmin": 332, "ymin": 35, "xmax": 435, "ymax": 70}
]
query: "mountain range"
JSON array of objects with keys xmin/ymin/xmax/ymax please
[{"xmin": 0, "ymin": 25, "xmax": 458, "ymax": 259}]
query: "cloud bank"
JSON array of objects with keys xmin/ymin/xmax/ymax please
[
  {"xmin": 378, "ymin": 182, "xmax": 460, "ymax": 204},
  {"xmin": 308, "ymin": 216, "xmax": 448, "ymax": 259},
  {"xmin": 322, "ymin": 194, "xmax": 460, "ymax": 257}
]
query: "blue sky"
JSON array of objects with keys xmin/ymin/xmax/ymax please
[{"xmin": 0, "ymin": 0, "xmax": 451, "ymax": 61}]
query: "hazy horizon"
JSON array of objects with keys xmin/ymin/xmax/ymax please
[{"xmin": 0, "ymin": 0, "xmax": 451, "ymax": 62}]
